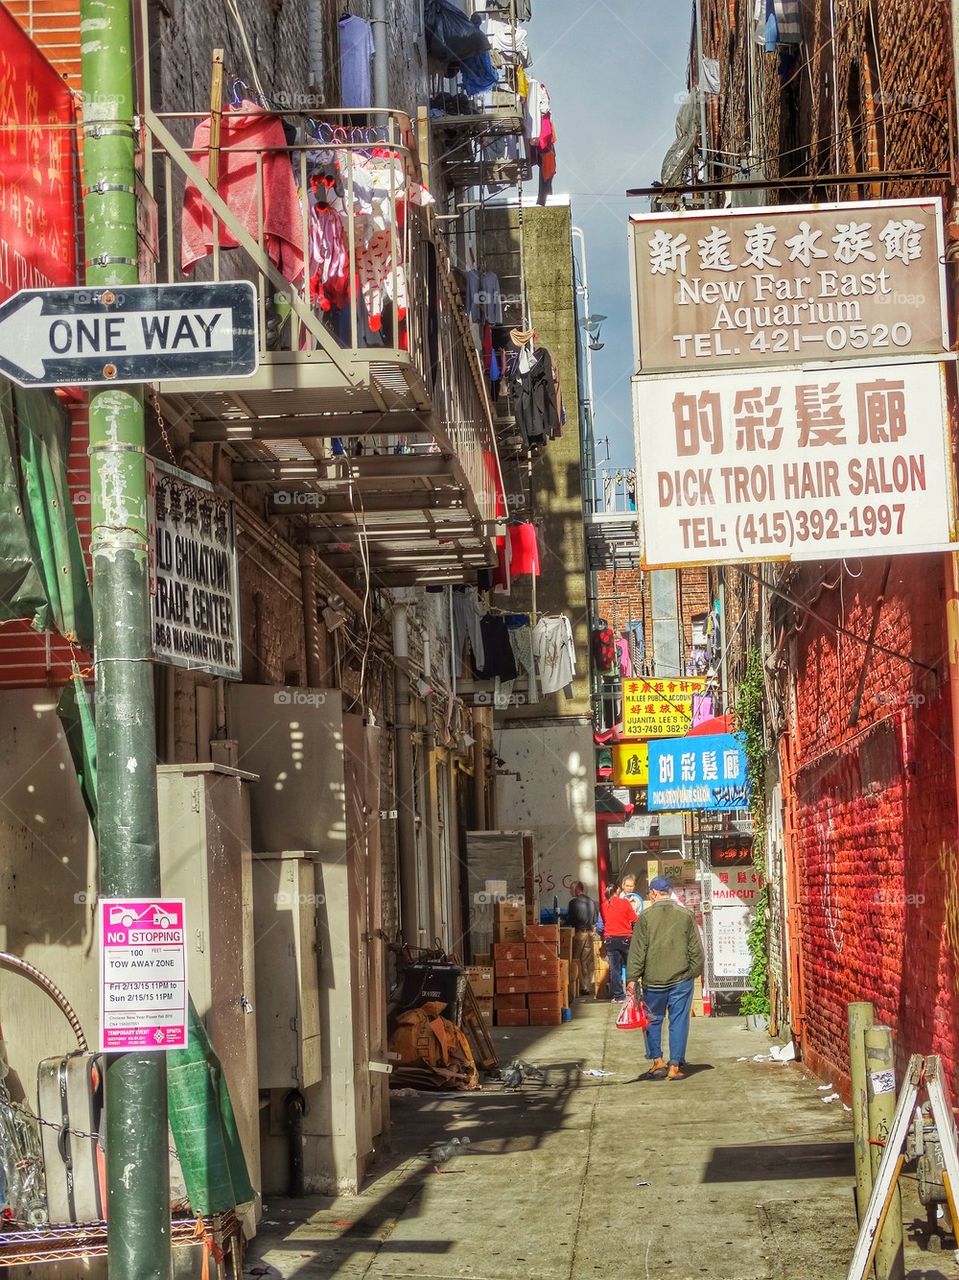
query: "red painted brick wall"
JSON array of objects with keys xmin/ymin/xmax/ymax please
[{"xmin": 791, "ymin": 555, "xmax": 959, "ymax": 1092}]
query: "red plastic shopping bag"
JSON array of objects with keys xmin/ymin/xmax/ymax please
[{"xmin": 615, "ymin": 992, "xmax": 650, "ymax": 1030}]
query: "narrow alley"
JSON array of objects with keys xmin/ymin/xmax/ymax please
[
  {"xmin": 248, "ymin": 1010, "xmax": 864, "ymax": 1280},
  {"xmin": 5, "ymin": 1, "xmax": 959, "ymax": 1278}
]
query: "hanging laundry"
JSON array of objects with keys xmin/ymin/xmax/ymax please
[
  {"xmin": 479, "ymin": 269, "xmax": 503, "ymax": 324},
  {"xmin": 479, "ymin": 615, "xmax": 518, "ymax": 681},
  {"xmin": 339, "ymin": 14, "xmax": 375, "ymax": 109},
  {"xmin": 333, "ymin": 147, "xmax": 434, "ymax": 337},
  {"xmin": 479, "ymin": 14, "xmax": 531, "ymax": 65},
  {"xmin": 616, "ymin": 636, "xmax": 632, "ymax": 679},
  {"xmin": 452, "ymin": 587, "xmax": 485, "ymax": 677},
  {"xmin": 533, "ymin": 615, "xmax": 576, "ymax": 697},
  {"xmin": 465, "ymin": 267, "xmax": 481, "ymax": 322},
  {"xmin": 482, "ymin": 321, "xmax": 493, "ymax": 372},
  {"xmin": 511, "ymin": 341, "xmax": 560, "ymax": 448},
  {"xmin": 181, "ymin": 103, "xmax": 305, "ymax": 283},
  {"xmin": 523, "ymin": 78, "xmax": 548, "ymax": 147},
  {"xmin": 591, "ymin": 627, "xmax": 616, "ymax": 673},
  {"xmin": 701, "ymin": 57, "xmax": 721, "ymax": 94},
  {"xmin": 308, "ymin": 197, "xmax": 349, "ymax": 313},
  {"xmin": 508, "ymin": 523, "xmax": 540, "ymax": 577},
  {"xmin": 753, "ymin": 0, "xmax": 801, "ymax": 47},
  {"xmin": 474, "ymin": 0, "xmax": 531, "ymax": 16},
  {"xmin": 508, "ymin": 617, "xmax": 538, "ymax": 702}
]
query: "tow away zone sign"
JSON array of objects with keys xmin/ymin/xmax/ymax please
[{"xmin": 99, "ymin": 898, "xmax": 188, "ymax": 1052}]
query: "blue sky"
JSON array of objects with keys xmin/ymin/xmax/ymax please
[{"xmin": 526, "ymin": 2, "xmax": 690, "ymax": 468}]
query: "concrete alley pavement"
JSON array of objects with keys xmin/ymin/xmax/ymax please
[{"xmin": 244, "ymin": 1005, "xmax": 894, "ymax": 1280}]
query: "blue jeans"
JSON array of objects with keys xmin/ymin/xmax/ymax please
[
  {"xmin": 643, "ymin": 979, "xmax": 694, "ymax": 1065},
  {"xmin": 604, "ymin": 937, "xmax": 631, "ymax": 1000}
]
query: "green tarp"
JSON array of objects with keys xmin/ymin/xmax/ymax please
[
  {"xmin": 0, "ymin": 375, "xmax": 93, "ymax": 647},
  {"xmin": 166, "ymin": 1001, "xmax": 255, "ymax": 1214}
]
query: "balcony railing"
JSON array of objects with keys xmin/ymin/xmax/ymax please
[{"xmin": 141, "ymin": 106, "xmax": 504, "ymax": 580}]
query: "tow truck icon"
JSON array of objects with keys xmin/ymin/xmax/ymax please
[{"xmin": 109, "ymin": 903, "xmax": 175, "ymax": 930}]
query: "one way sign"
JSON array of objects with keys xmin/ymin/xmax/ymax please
[{"xmin": 0, "ymin": 281, "xmax": 258, "ymax": 387}]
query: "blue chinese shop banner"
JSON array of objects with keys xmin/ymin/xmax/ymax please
[{"xmin": 647, "ymin": 733, "xmax": 750, "ymax": 811}]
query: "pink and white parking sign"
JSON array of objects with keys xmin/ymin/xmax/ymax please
[{"xmin": 98, "ymin": 899, "xmax": 188, "ymax": 1052}]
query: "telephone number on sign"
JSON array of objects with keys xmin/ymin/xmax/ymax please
[
  {"xmin": 744, "ymin": 321, "xmax": 913, "ymax": 356},
  {"xmin": 734, "ymin": 504, "xmax": 906, "ymax": 553}
]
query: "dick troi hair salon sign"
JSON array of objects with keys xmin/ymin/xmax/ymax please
[
  {"xmin": 628, "ymin": 199, "xmax": 957, "ymax": 568},
  {"xmin": 147, "ymin": 460, "xmax": 241, "ymax": 679}
]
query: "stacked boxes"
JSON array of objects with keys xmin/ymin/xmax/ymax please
[
  {"xmin": 691, "ymin": 976, "xmax": 705, "ymax": 1018},
  {"xmin": 490, "ymin": 917, "xmax": 570, "ymax": 1026},
  {"xmin": 465, "ymin": 964, "xmax": 494, "ymax": 1025}
]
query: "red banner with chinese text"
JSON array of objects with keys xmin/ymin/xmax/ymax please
[{"xmin": 0, "ymin": 7, "xmax": 78, "ymax": 303}]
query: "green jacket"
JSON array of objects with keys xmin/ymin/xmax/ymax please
[{"xmin": 626, "ymin": 899, "xmax": 704, "ymax": 988}]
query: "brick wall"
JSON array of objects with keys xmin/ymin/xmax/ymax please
[
  {"xmin": 594, "ymin": 566, "xmax": 712, "ymax": 676},
  {"xmin": 790, "ymin": 555, "xmax": 959, "ymax": 1092}
]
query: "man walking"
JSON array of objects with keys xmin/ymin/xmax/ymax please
[
  {"xmin": 626, "ymin": 876, "xmax": 704, "ymax": 1080},
  {"xmin": 566, "ymin": 881, "xmax": 598, "ymax": 998}
]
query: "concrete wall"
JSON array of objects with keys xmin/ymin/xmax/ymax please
[
  {"xmin": 486, "ymin": 203, "xmax": 590, "ymax": 720},
  {"xmin": 493, "ymin": 718, "xmax": 598, "ymax": 906},
  {"xmin": 0, "ymin": 691, "xmax": 98, "ymax": 1096}
]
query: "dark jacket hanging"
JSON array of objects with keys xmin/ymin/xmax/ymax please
[{"xmin": 511, "ymin": 347, "xmax": 559, "ymax": 448}]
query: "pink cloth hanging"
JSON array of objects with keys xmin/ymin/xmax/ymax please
[
  {"xmin": 616, "ymin": 636, "xmax": 632, "ymax": 678},
  {"xmin": 181, "ymin": 103, "xmax": 305, "ymax": 284},
  {"xmin": 692, "ymin": 693, "xmax": 714, "ymax": 726}
]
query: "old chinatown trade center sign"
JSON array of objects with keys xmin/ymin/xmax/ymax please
[{"xmin": 628, "ymin": 199, "xmax": 956, "ymax": 566}]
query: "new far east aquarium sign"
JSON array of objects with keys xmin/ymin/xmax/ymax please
[
  {"xmin": 148, "ymin": 461, "xmax": 241, "ymax": 680},
  {"xmin": 647, "ymin": 733, "xmax": 750, "ymax": 812}
]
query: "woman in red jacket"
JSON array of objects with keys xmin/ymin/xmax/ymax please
[{"xmin": 602, "ymin": 883, "xmax": 639, "ymax": 1001}]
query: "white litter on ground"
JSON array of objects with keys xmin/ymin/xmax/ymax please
[
  {"xmin": 817, "ymin": 1084, "xmax": 832, "ymax": 1091},
  {"xmin": 581, "ymin": 1068, "xmax": 614, "ymax": 1078},
  {"xmin": 769, "ymin": 1042, "xmax": 796, "ymax": 1063},
  {"xmin": 821, "ymin": 1092, "xmax": 840, "ymax": 1103}
]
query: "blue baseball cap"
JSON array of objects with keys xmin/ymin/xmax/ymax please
[{"xmin": 649, "ymin": 876, "xmax": 672, "ymax": 892}]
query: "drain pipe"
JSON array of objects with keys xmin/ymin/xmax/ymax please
[
  {"xmin": 299, "ymin": 548, "xmax": 322, "ymax": 688},
  {"xmin": 392, "ymin": 603, "xmax": 419, "ymax": 944},
  {"xmin": 372, "ymin": 0, "xmax": 389, "ymax": 110}
]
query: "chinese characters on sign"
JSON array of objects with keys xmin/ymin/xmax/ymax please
[
  {"xmin": 148, "ymin": 460, "xmax": 242, "ymax": 680},
  {"xmin": 630, "ymin": 201, "xmax": 947, "ymax": 374},
  {"xmin": 709, "ymin": 862, "xmax": 763, "ymax": 981},
  {"xmin": 611, "ymin": 741, "xmax": 649, "ymax": 787},
  {"xmin": 635, "ymin": 361, "xmax": 951, "ymax": 566},
  {"xmin": 622, "ymin": 678, "xmax": 706, "ymax": 738},
  {"xmin": 0, "ymin": 9, "xmax": 77, "ymax": 304},
  {"xmin": 647, "ymin": 733, "xmax": 750, "ymax": 812}
]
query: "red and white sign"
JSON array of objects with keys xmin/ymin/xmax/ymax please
[
  {"xmin": 634, "ymin": 359, "xmax": 954, "ymax": 566},
  {"xmin": 0, "ymin": 8, "xmax": 78, "ymax": 304},
  {"xmin": 98, "ymin": 899, "xmax": 188, "ymax": 1052}
]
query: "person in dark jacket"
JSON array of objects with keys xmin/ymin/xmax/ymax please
[
  {"xmin": 626, "ymin": 877, "xmax": 705, "ymax": 1080},
  {"xmin": 566, "ymin": 881, "xmax": 597, "ymax": 997}
]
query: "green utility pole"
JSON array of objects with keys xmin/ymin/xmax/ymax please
[{"xmin": 79, "ymin": 1, "xmax": 172, "ymax": 1276}]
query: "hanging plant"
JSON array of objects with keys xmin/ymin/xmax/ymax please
[{"xmin": 736, "ymin": 646, "xmax": 770, "ymax": 1018}]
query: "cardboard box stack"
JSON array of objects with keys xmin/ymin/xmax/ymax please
[
  {"xmin": 490, "ymin": 910, "xmax": 570, "ymax": 1026},
  {"xmin": 465, "ymin": 964, "xmax": 494, "ymax": 1026},
  {"xmin": 691, "ymin": 975, "xmax": 704, "ymax": 1018}
]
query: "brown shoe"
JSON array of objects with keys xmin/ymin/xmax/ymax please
[
  {"xmin": 667, "ymin": 1064, "xmax": 686, "ymax": 1081},
  {"xmin": 646, "ymin": 1058, "xmax": 668, "ymax": 1079}
]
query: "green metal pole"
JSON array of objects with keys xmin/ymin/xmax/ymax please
[{"xmin": 79, "ymin": 2, "xmax": 172, "ymax": 1276}]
